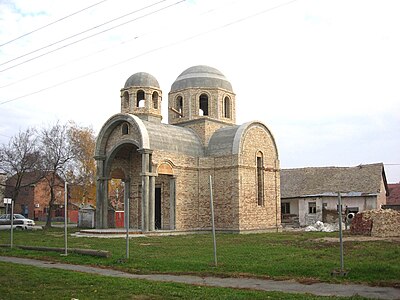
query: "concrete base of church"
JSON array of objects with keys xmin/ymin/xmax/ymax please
[{"xmin": 74, "ymin": 226, "xmax": 283, "ymax": 238}]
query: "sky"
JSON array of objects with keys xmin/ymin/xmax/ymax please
[{"xmin": 0, "ymin": 0, "xmax": 399, "ymax": 183}]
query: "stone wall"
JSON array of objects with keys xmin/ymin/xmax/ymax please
[
  {"xmin": 168, "ymin": 87, "xmax": 236, "ymax": 126},
  {"xmin": 238, "ymin": 124, "xmax": 280, "ymax": 231}
]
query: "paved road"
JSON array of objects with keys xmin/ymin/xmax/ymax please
[{"xmin": 1, "ymin": 256, "xmax": 399, "ymax": 299}]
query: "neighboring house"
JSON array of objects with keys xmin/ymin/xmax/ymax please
[
  {"xmin": 385, "ymin": 183, "xmax": 400, "ymax": 210},
  {"xmin": 280, "ymin": 163, "xmax": 388, "ymax": 227},
  {"xmin": 5, "ymin": 172, "xmax": 66, "ymax": 221},
  {"xmin": 95, "ymin": 65, "xmax": 281, "ymax": 232}
]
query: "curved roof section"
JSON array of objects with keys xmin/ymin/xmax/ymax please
[
  {"xmin": 207, "ymin": 125, "xmax": 240, "ymax": 156},
  {"xmin": 124, "ymin": 72, "xmax": 160, "ymax": 89},
  {"xmin": 95, "ymin": 114, "xmax": 150, "ymax": 157},
  {"xmin": 143, "ymin": 121, "xmax": 204, "ymax": 157},
  {"xmin": 95, "ymin": 113, "xmax": 203, "ymax": 157},
  {"xmin": 207, "ymin": 121, "xmax": 279, "ymax": 157},
  {"xmin": 170, "ymin": 65, "xmax": 233, "ymax": 92}
]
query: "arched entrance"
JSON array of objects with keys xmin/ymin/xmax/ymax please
[
  {"xmin": 156, "ymin": 162, "xmax": 176, "ymax": 230},
  {"xmin": 102, "ymin": 142, "xmax": 141, "ymax": 229}
]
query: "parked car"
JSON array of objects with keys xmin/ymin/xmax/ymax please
[{"xmin": 0, "ymin": 214, "xmax": 35, "ymax": 230}]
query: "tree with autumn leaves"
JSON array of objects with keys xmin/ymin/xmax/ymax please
[{"xmin": 67, "ymin": 121, "xmax": 96, "ymax": 206}]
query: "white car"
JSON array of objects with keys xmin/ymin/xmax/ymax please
[{"xmin": 0, "ymin": 214, "xmax": 36, "ymax": 230}]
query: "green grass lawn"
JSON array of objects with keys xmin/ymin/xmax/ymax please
[
  {"xmin": 0, "ymin": 261, "xmax": 370, "ymax": 300},
  {"xmin": 0, "ymin": 228, "xmax": 399, "ymax": 288}
]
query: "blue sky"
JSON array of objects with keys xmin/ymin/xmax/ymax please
[{"xmin": 0, "ymin": 0, "xmax": 399, "ymax": 182}]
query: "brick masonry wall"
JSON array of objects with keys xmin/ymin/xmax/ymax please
[
  {"xmin": 238, "ymin": 124, "xmax": 280, "ymax": 230},
  {"xmin": 168, "ymin": 88, "xmax": 236, "ymax": 126},
  {"xmin": 178, "ymin": 118, "xmax": 232, "ymax": 147}
]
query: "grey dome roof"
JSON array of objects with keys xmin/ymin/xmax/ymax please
[
  {"xmin": 124, "ymin": 72, "xmax": 160, "ymax": 88},
  {"xmin": 170, "ymin": 65, "xmax": 233, "ymax": 92}
]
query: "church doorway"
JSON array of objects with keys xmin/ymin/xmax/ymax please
[{"xmin": 155, "ymin": 187, "xmax": 162, "ymax": 229}]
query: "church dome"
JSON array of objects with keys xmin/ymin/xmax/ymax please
[
  {"xmin": 124, "ymin": 72, "xmax": 160, "ymax": 88},
  {"xmin": 170, "ymin": 65, "xmax": 233, "ymax": 92}
]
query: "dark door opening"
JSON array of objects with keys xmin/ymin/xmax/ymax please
[{"xmin": 155, "ymin": 187, "xmax": 161, "ymax": 229}]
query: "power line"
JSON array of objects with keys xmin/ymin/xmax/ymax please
[
  {"xmin": 0, "ymin": 0, "xmax": 232, "ymax": 89},
  {"xmin": 0, "ymin": 0, "xmax": 109, "ymax": 48},
  {"xmin": 0, "ymin": 0, "xmax": 297, "ymax": 106},
  {"xmin": 0, "ymin": 0, "xmax": 173, "ymax": 71}
]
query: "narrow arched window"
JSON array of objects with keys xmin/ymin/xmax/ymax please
[
  {"xmin": 199, "ymin": 93, "xmax": 208, "ymax": 116},
  {"xmin": 152, "ymin": 91, "xmax": 158, "ymax": 109},
  {"xmin": 224, "ymin": 96, "xmax": 231, "ymax": 118},
  {"xmin": 175, "ymin": 96, "xmax": 183, "ymax": 118},
  {"xmin": 122, "ymin": 123, "xmax": 129, "ymax": 135},
  {"xmin": 123, "ymin": 91, "xmax": 129, "ymax": 109},
  {"xmin": 137, "ymin": 90, "xmax": 145, "ymax": 108},
  {"xmin": 256, "ymin": 151, "xmax": 264, "ymax": 206}
]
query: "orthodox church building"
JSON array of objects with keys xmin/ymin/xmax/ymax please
[{"xmin": 95, "ymin": 65, "xmax": 281, "ymax": 232}]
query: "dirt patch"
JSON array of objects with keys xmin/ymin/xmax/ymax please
[{"xmin": 317, "ymin": 236, "xmax": 400, "ymax": 242}]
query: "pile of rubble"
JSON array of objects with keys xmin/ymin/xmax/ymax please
[
  {"xmin": 350, "ymin": 209, "xmax": 400, "ymax": 237},
  {"xmin": 305, "ymin": 221, "xmax": 339, "ymax": 232}
]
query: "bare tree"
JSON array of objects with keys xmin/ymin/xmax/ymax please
[
  {"xmin": 40, "ymin": 122, "xmax": 75, "ymax": 228},
  {"xmin": 0, "ymin": 128, "xmax": 41, "ymax": 205}
]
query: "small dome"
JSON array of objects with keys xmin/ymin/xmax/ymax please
[
  {"xmin": 170, "ymin": 65, "xmax": 233, "ymax": 92},
  {"xmin": 124, "ymin": 72, "xmax": 160, "ymax": 89}
]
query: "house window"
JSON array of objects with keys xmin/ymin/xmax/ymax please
[
  {"xmin": 152, "ymin": 91, "xmax": 158, "ymax": 109},
  {"xmin": 223, "ymin": 96, "xmax": 231, "ymax": 118},
  {"xmin": 347, "ymin": 207, "xmax": 359, "ymax": 214},
  {"xmin": 281, "ymin": 202, "xmax": 290, "ymax": 214},
  {"xmin": 308, "ymin": 202, "xmax": 317, "ymax": 214},
  {"xmin": 199, "ymin": 93, "xmax": 209, "ymax": 116},
  {"xmin": 137, "ymin": 90, "xmax": 145, "ymax": 107},
  {"xmin": 256, "ymin": 152, "xmax": 264, "ymax": 206},
  {"xmin": 122, "ymin": 123, "xmax": 129, "ymax": 135}
]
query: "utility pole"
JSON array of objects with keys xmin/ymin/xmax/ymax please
[{"xmin": 63, "ymin": 182, "xmax": 68, "ymax": 256}]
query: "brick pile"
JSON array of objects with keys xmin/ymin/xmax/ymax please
[
  {"xmin": 350, "ymin": 209, "xmax": 400, "ymax": 237},
  {"xmin": 350, "ymin": 214, "xmax": 373, "ymax": 236}
]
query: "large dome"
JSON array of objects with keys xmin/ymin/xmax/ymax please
[
  {"xmin": 170, "ymin": 65, "xmax": 233, "ymax": 92},
  {"xmin": 124, "ymin": 72, "xmax": 160, "ymax": 89}
]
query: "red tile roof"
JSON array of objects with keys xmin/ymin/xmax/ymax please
[{"xmin": 387, "ymin": 183, "xmax": 400, "ymax": 205}]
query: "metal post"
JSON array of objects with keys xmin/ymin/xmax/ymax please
[
  {"xmin": 209, "ymin": 175, "xmax": 217, "ymax": 267},
  {"xmin": 64, "ymin": 182, "xmax": 68, "ymax": 256},
  {"xmin": 338, "ymin": 192, "xmax": 344, "ymax": 273},
  {"xmin": 124, "ymin": 181, "xmax": 129, "ymax": 259},
  {"xmin": 10, "ymin": 200, "xmax": 14, "ymax": 249}
]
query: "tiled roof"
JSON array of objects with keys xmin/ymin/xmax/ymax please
[
  {"xmin": 387, "ymin": 183, "xmax": 400, "ymax": 205},
  {"xmin": 281, "ymin": 163, "xmax": 387, "ymax": 199}
]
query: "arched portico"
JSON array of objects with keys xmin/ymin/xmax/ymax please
[{"xmin": 94, "ymin": 114, "xmax": 156, "ymax": 231}]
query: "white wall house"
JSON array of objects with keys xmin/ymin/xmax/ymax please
[{"xmin": 280, "ymin": 163, "xmax": 388, "ymax": 227}]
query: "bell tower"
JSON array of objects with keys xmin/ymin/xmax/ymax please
[
  {"xmin": 120, "ymin": 72, "xmax": 162, "ymax": 123},
  {"xmin": 168, "ymin": 65, "xmax": 236, "ymax": 146},
  {"xmin": 168, "ymin": 65, "xmax": 236, "ymax": 125}
]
